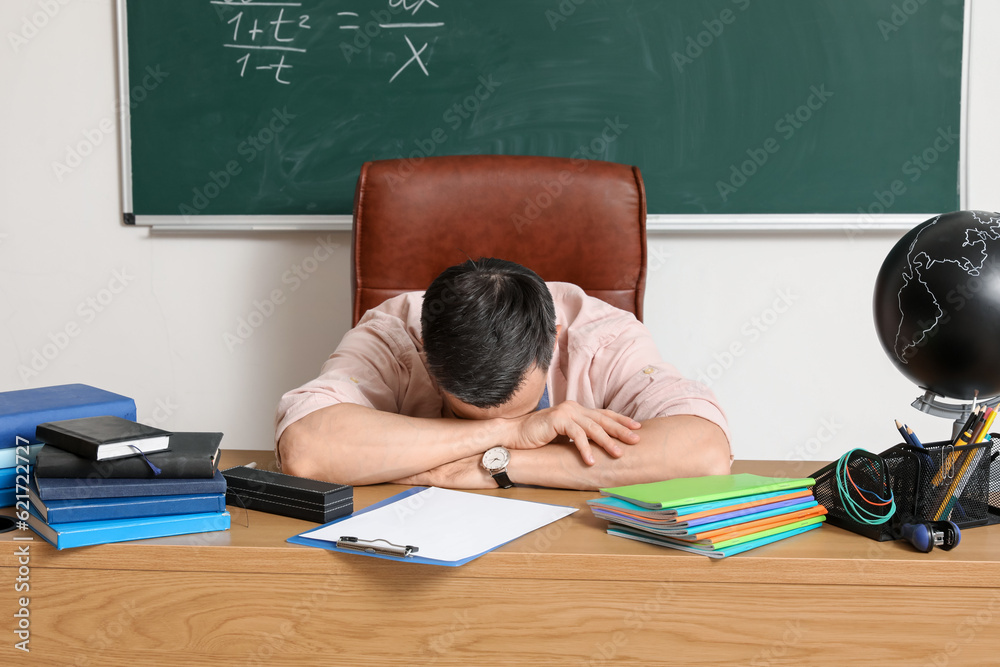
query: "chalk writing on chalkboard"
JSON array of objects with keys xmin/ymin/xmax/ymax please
[
  {"xmin": 340, "ymin": 0, "xmax": 445, "ymax": 82},
  {"xmin": 214, "ymin": 0, "xmax": 445, "ymax": 85},
  {"xmin": 216, "ymin": 0, "xmax": 312, "ymax": 84}
]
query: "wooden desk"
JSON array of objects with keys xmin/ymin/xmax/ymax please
[{"xmin": 2, "ymin": 452, "xmax": 999, "ymax": 665}]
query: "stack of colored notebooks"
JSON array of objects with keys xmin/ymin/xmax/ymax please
[
  {"xmin": 0, "ymin": 384, "xmax": 139, "ymax": 507},
  {"xmin": 27, "ymin": 416, "xmax": 230, "ymax": 549},
  {"xmin": 589, "ymin": 474, "xmax": 827, "ymax": 558}
]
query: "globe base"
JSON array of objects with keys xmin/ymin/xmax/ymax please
[{"xmin": 911, "ymin": 389, "xmax": 1000, "ymax": 441}]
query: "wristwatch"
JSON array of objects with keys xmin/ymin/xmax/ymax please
[{"xmin": 481, "ymin": 446, "xmax": 514, "ymax": 489}]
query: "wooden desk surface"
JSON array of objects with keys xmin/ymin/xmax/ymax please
[{"xmin": 2, "ymin": 451, "xmax": 999, "ymax": 665}]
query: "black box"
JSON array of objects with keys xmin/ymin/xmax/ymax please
[{"xmin": 222, "ymin": 465, "xmax": 353, "ymax": 523}]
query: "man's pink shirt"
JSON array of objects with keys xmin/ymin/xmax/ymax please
[{"xmin": 275, "ymin": 282, "xmax": 731, "ymax": 466}]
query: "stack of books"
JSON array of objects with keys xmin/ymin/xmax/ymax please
[
  {"xmin": 0, "ymin": 384, "xmax": 138, "ymax": 508},
  {"xmin": 589, "ymin": 473, "xmax": 827, "ymax": 558},
  {"xmin": 27, "ymin": 415, "xmax": 230, "ymax": 549}
]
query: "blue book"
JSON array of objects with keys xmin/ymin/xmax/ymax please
[
  {"xmin": 0, "ymin": 466, "xmax": 17, "ymax": 488},
  {"xmin": 27, "ymin": 478, "xmax": 226, "ymax": 523},
  {"xmin": 34, "ymin": 470, "xmax": 226, "ymax": 501},
  {"xmin": 0, "ymin": 384, "xmax": 136, "ymax": 450},
  {"xmin": 0, "ymin": 464, "xmax": 27, "ymax": 508},
  {"xmin": 0, "ymin": 444, "xmax": 41, "ymax": 469},
  {"xmin": 27, "ymin": 507, "xmax": 231, "ymax": 550}
]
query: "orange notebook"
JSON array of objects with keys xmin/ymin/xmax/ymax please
[{"xmin": 685, "ymin": 505, "xmax": 829, "ymax": 544}]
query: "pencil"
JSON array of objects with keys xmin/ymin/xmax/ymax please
[
  {"xmin": 930, "ymin": 408, "xmax": 997, "ymax": 519},
  {"xmin": 895, "ymin": 419, "xmax": 914, "ymax": 447}
]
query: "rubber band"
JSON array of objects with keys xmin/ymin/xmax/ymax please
[
  {"xmin": 835, "ymin": 449, "xmax": 896, "ymax": 525},
  {"xmin": 845, "ymin": 467, "xmax": 893, "ymax": 505}
]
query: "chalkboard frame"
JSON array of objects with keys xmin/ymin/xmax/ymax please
[{"xmin": 114, "ymin": 0, "xmax": 970, "ymax": 232}]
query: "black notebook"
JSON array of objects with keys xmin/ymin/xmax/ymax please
[
  {"xmin": 35, "ymin": 415, "xmax": 171, "ymax": 461},
  {"xmin": 34, "ymin": 432, "xmax": 223, "ymax": 479}
]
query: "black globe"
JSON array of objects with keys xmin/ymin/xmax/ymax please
[{"xmin": 874, "ymin": 210, "xmax": 1000, "ymax": 400}]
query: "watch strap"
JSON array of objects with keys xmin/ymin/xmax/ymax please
[{"xmin": 491, "ymin": 470, "xmax": 514, "ymax": 489}]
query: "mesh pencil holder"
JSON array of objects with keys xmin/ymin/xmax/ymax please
[{"xmin": 811, "ymin": 436, "xmax": 1000, "ymax": 542}]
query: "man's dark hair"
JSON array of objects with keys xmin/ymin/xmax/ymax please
[{"xmin": 421, "ymin": 258, "xmax": 556, "ymax": 409}]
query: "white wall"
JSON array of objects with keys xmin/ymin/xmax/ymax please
[{"xmin": 2, "ymin": 0, "xmax": 998, "ymax": 463}]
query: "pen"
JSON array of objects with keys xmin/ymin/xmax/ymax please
[{"xmin": 955, "ymin": 406, "xmax": 981, "ymax": 446}]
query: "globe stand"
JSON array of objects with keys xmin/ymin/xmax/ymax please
[{"xmin": 911, "ymin": 390, "xmax": 1000, "ymax": 440}]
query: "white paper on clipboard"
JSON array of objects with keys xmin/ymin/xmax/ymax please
[{"xmin": 297, "ymin": 487, "xmax": 577, "ymax": 563}]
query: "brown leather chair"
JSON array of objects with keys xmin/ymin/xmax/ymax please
[{"xmin": 351, "ymin": 155, "xmax": 647, "ymax": 325}]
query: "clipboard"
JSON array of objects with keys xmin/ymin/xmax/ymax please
[{"xmin": 286, "ymin": 486, "xmax": 576, "ymax": 567}]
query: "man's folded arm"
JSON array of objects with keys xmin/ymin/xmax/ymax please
[
  {"xmin": 278, "ymin": 398, "xmax": 645, "ymax": 486},
  {"xmin": 506, "ymin": 415, "xmax": 730, "ymax": 491},
  {"xmin": 274, "ymin": 310, "xmax": 511, "ymax": 485},
  {"xmin": 394, "ymin": 414, "xmax": 730, "ymax": 490},
  {"xmin": 279, "ymin": 403, "xmax": 517, "ymax": 485}
]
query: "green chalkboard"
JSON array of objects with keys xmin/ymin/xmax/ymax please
[{"xmin": 122, "ymin": 0, "xmax": 964, "ymax": 219}]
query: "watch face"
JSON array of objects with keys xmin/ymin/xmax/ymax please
[{"xmin": 482, "ymin": 446, "xmax": 510, "ymax": 470}]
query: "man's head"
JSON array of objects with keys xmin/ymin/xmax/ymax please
[{"xmin": 421, "ymin": 258, "xmax": 556, "ymax": 416}]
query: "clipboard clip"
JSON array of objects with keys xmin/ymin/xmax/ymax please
[{"xmin": 337, "ymin": 536, "xmax": 419, "ymax": 557}]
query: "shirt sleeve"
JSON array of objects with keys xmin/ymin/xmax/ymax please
[
  {"xmin": 591, "ymin": 322, "xmax": 733, "ymax": 461},
  {"xmin": 273, "ymin": 310, "xmax": 417, "ymax": 465}
]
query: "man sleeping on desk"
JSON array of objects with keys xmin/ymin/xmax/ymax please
[{"xmin": 275, "ymin": 258, "xmax": 731, "ymax": 490}]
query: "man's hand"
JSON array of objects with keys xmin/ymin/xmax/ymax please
[{"xmin": 506, "ymin": 400, "xmax": 641, "ymax": 465}]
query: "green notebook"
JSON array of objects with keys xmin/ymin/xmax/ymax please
[{"xmin": 600, "ymin": 474, "xmax": 815, "ymax": 510}]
